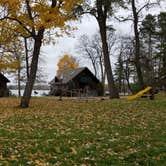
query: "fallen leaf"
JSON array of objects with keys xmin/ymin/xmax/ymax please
[{"xmin": 71, "ymin": 147, "xmax": 77, "ymax": 155}]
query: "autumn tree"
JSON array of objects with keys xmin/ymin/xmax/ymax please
[
  {"xmin": 0, "ymin": 22, "xmax": 20, "ymax": 73},
  {"xmin": 0, "ymin": 50, "xmax": 20, "ymax": 73},
  {"xmin": 7, "ymin": 39, "xmax": 24, "ymax": 97},
  {"xmin": 0, "ymin": 29, "xmax": 46, "ymax": 96},
  {"xmin": 0, "ymin": 0, "xmax": 82, "ymax": 108},
  {"xmin": 57, "ymin": 54, "xmax": 79, "ymax": 74},
  {"xmin": 0, "ymin": 22, "xmax": 27, "ymax": 96}
]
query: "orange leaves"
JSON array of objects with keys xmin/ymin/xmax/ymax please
[
  {"xmin": 0, "ymin": 34, "xmax": 23, "ymax": 72},
  {"xmin": 54, "ymin": 146, "xmax": 61, "ymax": 153},
  {"xmin": 0, "ymin": 56, "xmax": 20, "ymax": 71},
  {"xmin": 33, "ymin": 4, "xmax": 61, "ymax": 29},
  {"xmin": 57, "ymin": 54, "xmax": 79, "ymax": 74},
  {"xmin": 0, "ymin": 0, "xmax": 82, "ymax": 75},
  {"xmin": 0, "ymin": 0, "xmax": 20, "ymax": 17},
  {"xmin": 0, "ymin": 0, "xmax": 82, "ymax": 36},
  {"xmin": 70, "ymin": 147, "xmax": 77, "ymax": 155}
]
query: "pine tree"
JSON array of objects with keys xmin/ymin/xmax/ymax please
[
  {"xmin": 140, "ymin": 14, "xmax": 157, "ymax": 86},
  {"xmin": 156, "ymin": 12, "xmax": 166, "ymax": 90}
]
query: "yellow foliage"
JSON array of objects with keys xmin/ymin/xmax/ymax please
[
  {"xmin": 0, "ymin": 56, "xmax": 20, "ymax": 72},
  {"xmin": 0, "ymin": 34, "xmax": 23, "ymax": 72},
  {"xmin": 0, "ymin": 0, "xmax": 82, "ymax": 35},
  {"xmin": 0, "ymin": 0, "xmax": 82, "ymax": 72},
  {"xmin": 57, "ymin": 54, "xmax": 79, "ymax": 74}
]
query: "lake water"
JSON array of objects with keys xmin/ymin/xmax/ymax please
[{"xmin": 10, "ymin": 90, "xmax": 50, "ymax": 97}]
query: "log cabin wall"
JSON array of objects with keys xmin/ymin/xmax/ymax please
[
  {"xmin": 0, "ymin": 73, "xmax": 10, "ymax": 97},
  {"xmin": 0, "ymin": 82, "xmax": 7, "ymax": 97}
]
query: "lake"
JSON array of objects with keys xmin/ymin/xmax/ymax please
[{"xmin": 10, "ymin": 90, "xmax": 50, "ymax": 97}]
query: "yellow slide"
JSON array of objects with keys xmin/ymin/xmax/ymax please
[{"xmin": 127, "ymin": 86, "xmax": 152, "ymax": 100}]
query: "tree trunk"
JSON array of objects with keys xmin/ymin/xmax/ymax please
[
  {"xmin": 24, "ymin": 37, "xmax": 30, "ymax": 80},
  {"xmin": 96, "ymin": 1, "xmax": 119, "ymax": 98},
  {"xmin": 126, "ymin": 74, "xmax": 133, "ymax": 94},
  {"xmin": 131, "ymin": 0, "xmax": 144, "ymax": 90},
  {"xmin": 85, "ymin": 48, "xmax": 97, "ymax": 77},
  {"xmin": 92, "ymin": 61, "xmax": 97, "ymax": 77},
  {"xmin": 124, "ymin": 60, "xmax": 133, "ymax": 94},
  {"xmin": 99, "ymin": 54, "xmax": 104, "ymax": 84},
  {"xmin": 148, "ymin": 33, "xmax": 154, "ymax": 85},
  {"xmin": 163, "ymin": 42, "xmax": 166, "ymax": 91},
  {"xmin": 20, "ymin": 29, "xmax": 44, "ymax": 108},
  {"xmin": 18, "ymin": 68, "xmax": 21, "ymax": 97},
  {"xmin": 99, "ymin": 54, "xmax": 106, "ymax": 96}
]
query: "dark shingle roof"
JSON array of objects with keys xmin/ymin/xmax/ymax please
[
  {"xmin": 58, "ymin": 67, "xmax": 86, "ymax": 84},
  {"xmin": 0, "ymin": 73, "xmax": 10, "ymax": 83},
  {"xmin": 50, "ymin": 67, "xmax": 99, "ymax": 85}
]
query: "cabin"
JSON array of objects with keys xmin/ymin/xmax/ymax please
[
  {"xmin": 0, "ymin": 73, "xmax": 10, "ymax": 97},
  {"xmin": 49, "ymin": 67, "xmax": 103, "ymax": 97}
]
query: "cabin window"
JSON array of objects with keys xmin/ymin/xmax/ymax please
[{"xmin": 79, "ymin": 76, "xmax": 92, "ymax": 84}]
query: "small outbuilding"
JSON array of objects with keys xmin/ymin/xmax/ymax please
[
  {"xmin": 0, "ymin": 73, "xmax": 10, "ymax": 97},
  {"xmin": 49, "ymin": 67, "xmax": 103, "ymax": 97}
]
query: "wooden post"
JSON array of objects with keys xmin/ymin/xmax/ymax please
[{"xmin": 59, "ymin": 74, "xmax": 63, "ymax": 101}]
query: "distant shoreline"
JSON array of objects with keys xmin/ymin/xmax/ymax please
[
  {"xmin": 8, "ymin": 85, "xmax": 50, "ymax": 91},
  {"xmin": 10, "ymin": 89, "xmax": 49, "ymax": 96}
]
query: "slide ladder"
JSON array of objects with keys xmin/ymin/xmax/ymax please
[{"xmin": 127, "ymin": 86, "xmax": 152, "ymax": 101}]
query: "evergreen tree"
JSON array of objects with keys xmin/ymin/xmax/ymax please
[
  {"xmin": 156, "ymin": 12, "xmax": 166, "ymax": 90},
  {"xmin": 114, "ymin": 50, "xmax": 125, "ymax": 93},
  {"xmin": 140, "ymin": 14, "xmax": 157, "ymax": 86}
]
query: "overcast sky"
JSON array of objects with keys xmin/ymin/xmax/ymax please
[
  {"xmin": 42, "ymin": 15, "xmax": 99, "ymax": 81},
  {"xmin": 42, "ymin": 15, "xmax": 132, "ymax": 81}
]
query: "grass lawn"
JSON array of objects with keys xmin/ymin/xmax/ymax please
[{"xmin": 0, "ymin": 94, "xmax": 166, "ymax": 165}]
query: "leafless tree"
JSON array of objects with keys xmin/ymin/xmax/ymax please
[{"xmin": 77, "ymin": 30, "xmax": 117, "ymax": 91}]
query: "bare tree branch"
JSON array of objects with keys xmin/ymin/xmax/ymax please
[
  {"xmin": 115, "ymin": 16, "xmax": 133, "ymax": 22},
  {"xmin": 25, "ymin": 0, "xmax": 36, "ymax": 36},
  {"xmin": 6, "ymin": 17, "xmax": 34, "ymax": 37},
  {"xmin": 137, "ymin": 1, "xmax": 160, "ymax": 15}
]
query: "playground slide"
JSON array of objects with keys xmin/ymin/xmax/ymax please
[{"xmin": 127, "ymin": 86, "xmax": 152, "ymax": 100}]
